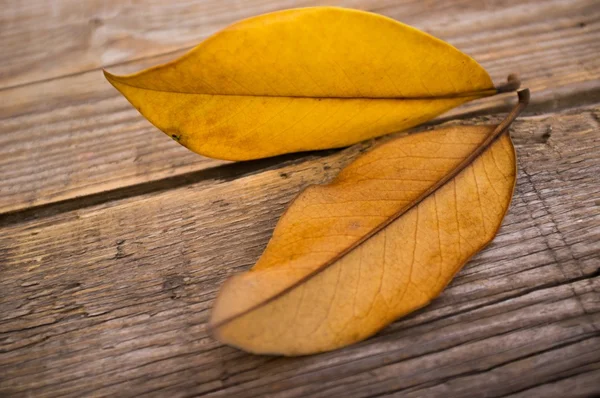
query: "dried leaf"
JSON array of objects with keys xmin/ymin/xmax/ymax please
[
  {"xmin": 210, "ymin": 90, "xmax": 529, "ymax": 356},
  {"xmin": 104, "ymin": 7, "xmax": 517, "ymax": 161}
]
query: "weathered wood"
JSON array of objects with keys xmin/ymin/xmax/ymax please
[
  {"xmin": 1, "ymin": 0, "xmax": 599, "ymax": 395},
  {"xmin": 1, "ymin": 105, "xmax": 599, "ymax": 397},
  {"xmin": 1, "ymin": 0, "xmax": 599, "ymax": 214},
  {"xmin": 1, "ymin": 0, "xmax": 596, "ymax": 89}
]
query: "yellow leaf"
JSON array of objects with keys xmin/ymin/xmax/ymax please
[
  {"xmin": 104, "ymin": 7, "xmax": 517, "ymax": 161},
  {"xmin": 210, "ymin": 90, "xmax": 529, "ymax": 356}
]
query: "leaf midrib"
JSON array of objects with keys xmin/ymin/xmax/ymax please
[
  {"xmin": 210, "ymin": 89, "xmax": 529, "ymax": 331},
  {"xmin": 107, "ymin": 75, "xmax": 497, "ymax": 100}
]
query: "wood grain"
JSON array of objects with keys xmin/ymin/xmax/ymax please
[
  {"xmin": 1, "ymin": 0, "xmax": 599, "ymax": 214},
  {"xmin": 1, "ymin": 0, "xmax": 595, "ymax": 90},
  {"xmin": 1, "ymin": 0, "xmax": 599, "ymax": 395},
  {"xmin": 1, "ymin": 106, "xmax": 599, "ymax": 397}
]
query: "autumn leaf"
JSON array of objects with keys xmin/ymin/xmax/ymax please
[
  {"xmin": 104, "ymin": 7, "xmax": 518, "ymax": 161},
  {"xmin": 210, "ymin": 89, "xmax": 529, "ymax": 356}
]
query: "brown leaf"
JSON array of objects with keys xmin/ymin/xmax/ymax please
[{"xmin": 210, "ymin": 90, "xmax": 530, "ymax": 356}]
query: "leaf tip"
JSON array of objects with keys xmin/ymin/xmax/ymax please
[
  {"xmin": 103, "ymin": 69, "xmax": 125, "ymax": 91},
  {"xmin": 103, "ymin": 69, "xmax": 127, "ymax": 88},
  {"xmin": 103, "ymin": 69, "xmax": 133, "ymax": 102},
  {"xmin": 102, "ymin": 69, "xmax": 115, "ymax": 81}
]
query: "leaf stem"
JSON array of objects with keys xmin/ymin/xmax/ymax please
[
  {"xmin": 362, "ymin": 89, "xmax": 529, "ymax": 255},
  {"xmin": 403, "ymin": 88, "xmax": 529, "ymax": 214},
  {"xmin": 496, "ymin": 74, "xmax": 521, "ymax": 93},
  {"xmin": 211, "ymin": 89, "xmax": 529, "ymax": 330}
]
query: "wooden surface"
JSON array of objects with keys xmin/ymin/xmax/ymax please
[{"xmin": 0, "ymin": 0, "xmax": 599, "ymax": 397}]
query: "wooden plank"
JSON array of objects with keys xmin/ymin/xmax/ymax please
[
  {"xmin": 1, "ymin": 0, "xmax": 599, "ymax": 214},
  {"xmin": 0, "ymin": 0, "xmax": 311, "ymax": 89},
  {"xmin": 506, "ymin": 369, "xmax": 600, "ymax": 398},
  {"xmin": 1, "ymin": 105, "xmax": 599, "ymax": 397},
  {"xmin": 1, "ymin": 0, "xmax": 595, "ymax": 89}
]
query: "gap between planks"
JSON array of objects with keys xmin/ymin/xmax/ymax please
[
  {"xmin": 1, "ymin": 0, "xmax": 598, "ymax": 215},
  {"xmin": 1, "ymin": 94, "xmax": 599, "ymax": 228},
  {"xmin": 0, "ymin": 102, "xmax": 598, "ymax": 397}
]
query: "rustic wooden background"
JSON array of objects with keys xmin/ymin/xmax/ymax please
[{"xmin": 1, "ymin": 0, "xmax": 599, "ymax": 397}]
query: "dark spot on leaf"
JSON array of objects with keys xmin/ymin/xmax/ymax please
[
  {"xmin": 205, "ymin": 116, "xmax": 217, "ymax": 126},
  {"xmin": 579, "ymin": 22, "xmax": 586, "ymax": 28},
  {"xmin": 323, "ymin": 165, "xmax": 331, "ymax": 171},
  {"xmin": 280, "ymin": 172, "xmax": 289, "ymax": 179}
]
